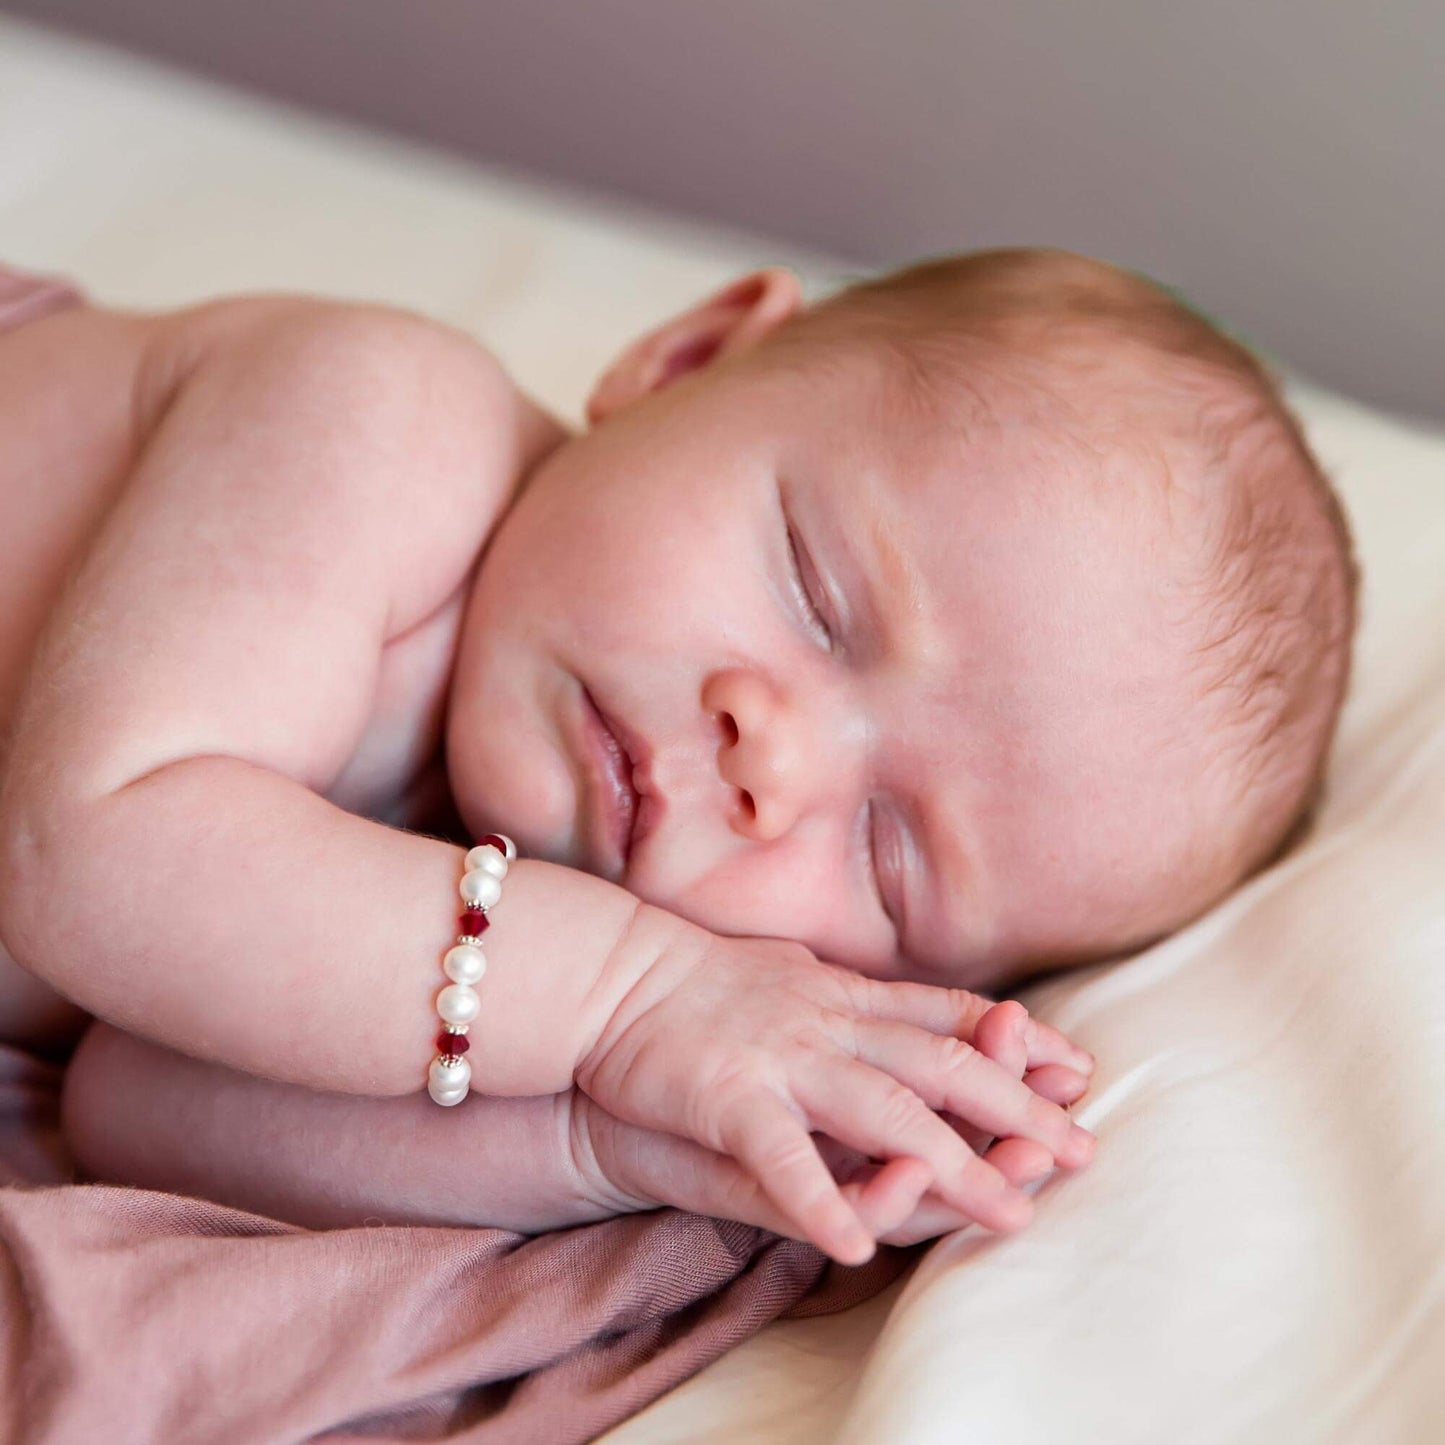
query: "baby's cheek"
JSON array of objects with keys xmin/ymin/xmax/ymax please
[{"xmin": 443, "ymin": 657, "xmax": 576, "ymax": 860}]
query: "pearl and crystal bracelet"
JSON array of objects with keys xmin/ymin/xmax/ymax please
[{"xmin": 427, "ymin": 831, "xmax": 517, "ymax": 1106}]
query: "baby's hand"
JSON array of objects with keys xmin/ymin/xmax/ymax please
[
  {"xmin": 576, "ymin": 929, "xmax": 1095, "ymax": 1264},
  {"xmin": 819, "ymin": 1000, "xmax": 1096, "ymax": 1247},
  {"xmin": 570, "ymin": 999, "xmax": 1093, "ymax": 1254}
]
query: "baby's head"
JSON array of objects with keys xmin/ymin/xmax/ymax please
[{"xmin": 449, "ymin": 247, "xmax": 1357, "ymax": 992}]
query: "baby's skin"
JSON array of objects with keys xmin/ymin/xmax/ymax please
[{"xmin": 0, "ymin": 265, "xmax": 1151, "ymax": 1264}]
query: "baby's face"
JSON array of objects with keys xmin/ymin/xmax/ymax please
[{"xmin": 449, "ymin": 341, "xmax": 1218, "ymax": 990}]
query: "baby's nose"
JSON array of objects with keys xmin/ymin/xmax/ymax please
[{"xmin": 703, "ymin": 667, "xmax": 826, "ymax": 842}]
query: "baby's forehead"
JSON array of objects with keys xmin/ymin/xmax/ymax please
[
  {"xmin": 852, "ymin": 390, "xmax": 1180, "ymax": 590},
  {"xmin": 781, "ymin": 330, "xmax": 1225, "ymax": 691},
  {"xmin": 838, "ymin": 410, "xmax": 1193, "ymax": 718}
]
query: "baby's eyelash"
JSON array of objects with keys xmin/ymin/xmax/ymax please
[
  {"xmin": 786, "ymin": 525, "xmax": 833, "ymax": 644},
  {"xmin": 866, "ymin": 799, "xmax": 894, "ymax": 930}
]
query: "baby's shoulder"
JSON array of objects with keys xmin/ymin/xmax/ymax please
[
  {"xmin": 141, "ymin": 292, "xmax": 549, "ymax": 633},
  {"xmin": 140, "ymin": 291, "xmax": 518, "ymax": 436}
]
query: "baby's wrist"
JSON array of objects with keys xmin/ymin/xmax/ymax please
[
  {"xmin": 573, "ymin": 902, "xmax": 713, "ymax": 1095},
  {"xmin": 563, "ymin": 1091, "xmax": 662, "ymax": 1217},
  {"xmin": 426, "ymin": 857, "xmax": 678, "ymax": 1099}
]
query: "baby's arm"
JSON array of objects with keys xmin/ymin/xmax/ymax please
[
  {"xmin": 63, "ymin": 1005, "xmax": 1084, "ymax": 1240},
  {"xmin": 63, "ymin": 1020, "xmax": 844, "ymax": 1235},
  {"xmin": 0, "ymin": 297, "xmax": 649, "ymax": 1097},
  {"xmin": 62, "ymin": 1021, "xmax": 614, "ymax": 1233}
]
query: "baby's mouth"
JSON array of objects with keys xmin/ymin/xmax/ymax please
[{"xmin": 580, "ymin": 686, "xmax": 642, "ymax": 873}]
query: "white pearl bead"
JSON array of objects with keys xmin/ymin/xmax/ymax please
[
  {"xmin": 443, "ymin": 944, "xmax": 487, "ymax": 985},
  {"xmin": 494, "ymin": 834, "xmax": 518, "ymax": 862},
  {"xmin": 465, "ymin": 846, "xmax": 509, "ymax": 880},
  {"xmin": 428, "ymin": 1077, "xmax": 468, "ymax": 1106},
  {"xmin": 459, "ymin": 870, "xmax": 502, "ymax": 908},
  {"xmin": 436, "ymin": 983, "xmax": 480, "ymax": 1024},
  {"xmin": 429, "ymin": 1054, "xmax": 472, "ymax": 1091}
]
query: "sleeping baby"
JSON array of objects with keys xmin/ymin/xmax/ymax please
[{"xmin": 0, "ymin": 248, "xmax": 1355, "ymax": 1264}]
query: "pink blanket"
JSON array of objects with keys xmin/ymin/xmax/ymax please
[{"xmin": 0, "ymin": 1041, "xmax": 914, "ymax": 1443}]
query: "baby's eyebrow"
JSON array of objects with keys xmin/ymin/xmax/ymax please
[
  {"xmin": 846, "ymin": 493, "xmax": 939, "ymax": 672},
  {"xmin": 867, "ymin": 510, "xmax": 931, "ymax": 655},
  {"xmin": 804, "ymin": 486, "xmax": 933, "ymax": 671}
]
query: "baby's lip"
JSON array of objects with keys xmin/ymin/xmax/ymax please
[
  {"xmin": 579, "ymin": 686, "xmax": 636, "ymax": 876},
  {"xmin": 580, "ymin": 687, "xmax": 665, "ymax": 878},
  {"xmin": 600, "ymin": 701, "xmax": 666, "ymax": 874}
]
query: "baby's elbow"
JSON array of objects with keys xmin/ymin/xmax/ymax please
[
  {"xmin": 0, "ymin": 783, "xmax": 51, "ymax": 970},
  {"xmin": 0, "ymin": 767, "xmax": 109, "ymax": 977}
]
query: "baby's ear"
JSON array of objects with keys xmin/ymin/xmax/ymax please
[{"xmin": 586, "ymin": 268, "xmax": 803, "ymax": 426}]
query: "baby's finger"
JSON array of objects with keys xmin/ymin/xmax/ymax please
[
  {"xmin": 973, "ymin": 1000, "xmax": 1030, "ymax": 1076},
  {"xmin": 846, "ymin": 976, "xmax": 1093, "ymax": 1076},
  {"xmin": 950, "ymin": 1000, "xmax": 1029, "ymax": 1152},
  {"xmin": 851, "ymin": 1019, "xmax": 1096, "ymax": 1169},
  {"xmin": 606, "ymin": 1129, "xmax": 909, "ymax": 1250},
  {"xmin": 1019, "ymin": 1013, "xmax": 1095, "ymax": 1076},
  {"xmin": 950, "ymin": 1114, "xmax": 991, "ymax": 1156},
  {"xmin": 607, "ymin": 1131, "xmax": 811, "ymax": 1239},
  {"xmin": 984, "ymin": 1135, "xmax": 1055, "ymax": 1187},
  {"xmin": 795, "ymin": 1059, "xmax": 1033, "ymax": 1233},
  {"xmin": 974, "ymin": 1006, "xmax": 1092, "ymax": 1110},
  {"xmin": 840, "ymin": 1158, "xmax": 933, "ymax": 1239},
  {"xmin": 967, "ymin": 995, "xmax": 1093, "ymax": 1077},
  {"xmin": 847, "ymin": 975, "xmax": 993, "ymax": 1041},
  {"xmin": 717, "ymin": 1093, "xmax": 876, "ymax": 1265},
  {"xmin": 1025, "ymin": 1063, "xmax": 1090, "ymax": 1108},
  {"xmin": 878, "ymin": 1142, "xmax": 1053, "ymax": 1247}
]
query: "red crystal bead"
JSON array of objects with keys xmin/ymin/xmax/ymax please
[
  {"xmin": 477, "ymin": 833, "xmax": 509, "ymax": 856},
  {"xmin": 457, "ymin": 908, "xmax": 489, "ymax": 937},
  {"xmin": 436, "ymin": 1030, "xmax": 471, "ymax": 1056}
]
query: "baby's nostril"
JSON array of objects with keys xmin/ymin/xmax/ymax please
[
  {"xmin": 719, "ymin": 711, "xmax": 739, "ymax": 746},
  {"xmin": 738, "ymin": 790, "xmax": 756, "ymax": 821}
]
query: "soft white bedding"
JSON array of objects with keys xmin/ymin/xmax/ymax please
[{"xmin": 2, "ymin": 16, "xmax": 1441, "ymax": 1443}]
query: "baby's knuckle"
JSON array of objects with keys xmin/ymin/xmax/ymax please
[
  {"xmin": 933, "ymin": 1034, "xmax": 980, "ymax": 1079},
  {"xmin": 874, "ymin": 1080, "xmax": 928, "ymax": 1136},
  {"xmin": 815, "ymin": 1006, "xmax": 861, "ymax": 1054},
  {"xmin": 756, "ymin": 1130, "xmax": 819, "ymax": 1179},
  {"xmin": 945, "ymin": 987, "xmax": 991, "ymax": 1027},
  {"xmin": 840, "ymin": 971, "xmax": 883, "ymax": 1015}
]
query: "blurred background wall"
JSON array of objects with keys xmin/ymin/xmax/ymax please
[{"xmin": 2, "ymin": 0, "xmax": 1441, "ymax": 419}]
